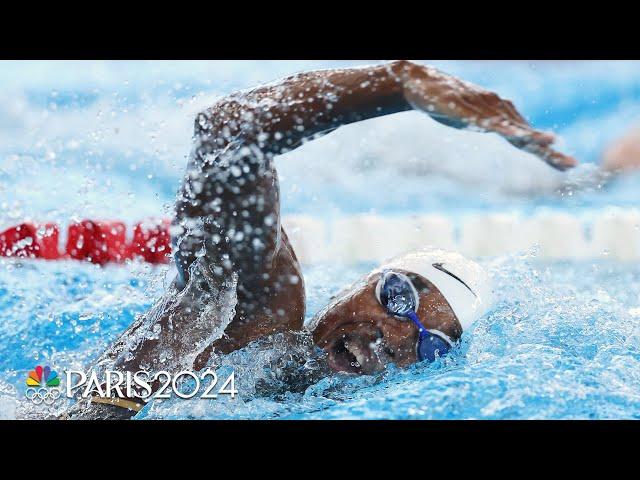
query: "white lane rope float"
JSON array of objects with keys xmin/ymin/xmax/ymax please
[{"xmin": 2, "ymin": 208, "xmax": 639, "ymax": 265}]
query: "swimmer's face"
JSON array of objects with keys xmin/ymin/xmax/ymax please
[{"xmin": 311, "ymin": 269, "xmax": 462, "ymax": 375}]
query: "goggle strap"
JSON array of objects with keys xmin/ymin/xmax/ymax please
[
  {"xmin": 407, "ymin": 310, "xmax": 428, "ymax": 337},
  {"xmin": 408, "ymin": 311, "xmax": 455, "ymax": 346}
]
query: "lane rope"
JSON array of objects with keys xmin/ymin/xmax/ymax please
[
  {"xmin": 2, "ymin": 209, "xmax": 640, "ymax": 265},
  {"xmin": 0, "ymin": 219, "xmax": 171, "ymax": 265}
]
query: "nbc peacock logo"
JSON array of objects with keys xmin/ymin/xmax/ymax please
[{"xmin": 25, "ymin": 365, "xmax": 62, "ymax": 404}]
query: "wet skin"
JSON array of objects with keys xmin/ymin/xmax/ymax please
[{"xmin": 62, "ymin": 61, "xmax": 576, "ymax": 419}]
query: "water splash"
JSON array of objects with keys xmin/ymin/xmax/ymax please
[{"xmin": 3, "ymin": 257, "xmax": 640, "ymax": 419}]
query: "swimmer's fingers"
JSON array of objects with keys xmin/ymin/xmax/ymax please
[
  {"xmin": 487, "ymin": 121, "xmax": 557, "ymax": 148},
  {"xmin": 487, "ymin": 120, "xmax": 577, "ymax": 170},
  {"xmin": 518, "ymin": 142, "xmax": 578, "ymax": 171},
  {"xmin": 484, "ymin": 119, "xmax": 577, "ymax": 170},
  {"xmin": 461, "ymin": 93, "xmax": 556, "ymax": 147}
]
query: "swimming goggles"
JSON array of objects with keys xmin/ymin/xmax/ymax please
[{"xmin": 375, "ymin": 270, "xmax": 453, "ymax": 362}]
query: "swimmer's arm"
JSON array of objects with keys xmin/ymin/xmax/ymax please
[
  {"xmin": 196, "ymin": 62, "xmax": 412, "ymax": 154},
  {"xmin": 198, "ymin": 60, "xmax": 576, "ymax": 170},
  {"xmin": 67, "ymin": 259, "xmax": 237, "ymax": 406}
]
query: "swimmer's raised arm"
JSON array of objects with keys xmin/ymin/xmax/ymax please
[
  {"xmin": 193, "ymin": 60, "xmax": 576, "ymax": 170},
  {"xmin": 174, "ymin": 60, "xmax": 576, "ymax": 283}
]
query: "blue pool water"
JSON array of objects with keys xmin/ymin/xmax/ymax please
[
  {"xmin": 2, "ymin": 61, "xmax": 640, "ymax": 419},
  {"xmin": 1, "ymin": 255, "xmax": 640, "ymax": 419}
]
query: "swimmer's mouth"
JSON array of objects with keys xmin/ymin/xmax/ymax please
[{"xmin": 323, "ymin": 323, "xmax": 395, "ymax": 375}]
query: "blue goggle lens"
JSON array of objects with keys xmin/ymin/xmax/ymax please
[
  {"xmin": 417, "ymin": 332, "xmax": 451, "ymax": 362},
  {"xmin": 378, "ymin": 271, "xmax": 417, "ymax": 316},
  {"xmin": 377, "ymin": 270, "xmax": 453, "ymax": 363}
]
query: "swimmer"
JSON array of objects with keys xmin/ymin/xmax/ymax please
[
  {"xmin": 601, "ymin": 124, "xmax": 640, "ymax": 173},
  {"xmin": 61, "ymin": 60, "xmax": 576, "ymax": 419}
]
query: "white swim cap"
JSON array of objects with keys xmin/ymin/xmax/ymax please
[{"xmin": 376, "ymin": 248, "xmax": 493, "ymax": 331}]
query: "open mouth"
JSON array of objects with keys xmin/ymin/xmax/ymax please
[
  {"xmin": 331, "ymin": 337, "xmax": 369, "ymax": 374},
  {"xmin": 323, "ymin": 323, "xmax": 396, "ymax": 375}
]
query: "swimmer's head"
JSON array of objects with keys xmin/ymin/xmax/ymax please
[{"xmin": 309, "ymin": 248, "xmax": 493, "ymax": 374}]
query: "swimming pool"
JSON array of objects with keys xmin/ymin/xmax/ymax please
[
  {"xmin": 1, "ymin": 254, "xmax": 639, "ymax": 419},
  {"xmin": 2, "ymin": 61, "xmax": 640, "ymax": 419}
]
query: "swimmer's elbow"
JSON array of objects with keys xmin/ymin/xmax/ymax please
[
  {"xmin": 192, "ymin": 102, "xmax": 266, "ymax": 151},
  {"xmin": 389, "ymin": 59, "xmax": 413, "ymax": 71},
  {"xmin": 388, "ymin": 60, "xmax": 420, "ymax": 77},
  {"xmin": 193, "ymin": 108, "xmax": 223, "ymax": 139},
  {"xmin": 192, "ymin": 97, "xmax": 241, "ymax": 139}
]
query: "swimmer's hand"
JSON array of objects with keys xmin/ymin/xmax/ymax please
[{"xmin": 397, "ymin": 61, "xmax": 577, "ymax": 171}]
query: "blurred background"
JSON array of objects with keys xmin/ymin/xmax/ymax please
[
  {"xmin": 1, "ymin": 60, "xmax": 640, "ymax": 261},
  {"xmin": 3, "ymin": 61, "xmax": 640, "ymax": 420}
]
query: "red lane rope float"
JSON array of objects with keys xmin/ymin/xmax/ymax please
[
  {"xmin": 66, "ymin": 220, "xmax": 129, "ymax": 264},
  {"xmin": 0, "ymin": 223, "xmax": 61, "ymax": 260},
  {"xmin": 131, "ymin": 219, "xmax": 171, "ymax": 264},
  {"xmin": 0, "ymin": 219, "xmax": 171, "ymax": 265}
]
